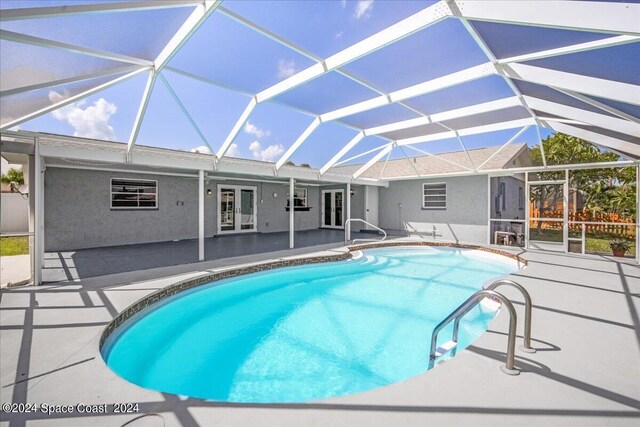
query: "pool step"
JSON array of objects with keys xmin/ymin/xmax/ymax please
[{"xmin": 434, "ymin": 340, "xmax": 458, "ymax": 359}]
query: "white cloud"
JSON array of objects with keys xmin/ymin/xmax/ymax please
[
  {"xmin": 277, "ymin": 59, "xmax": 296, "ymax": 78},
  {"xmin": 249, "ymin": 140, "xmax": 284, "ymax": 162},
  {"xmin": 244, "ymin": 121, "xmax": 270, "ymax": 138},
  {"xmin": 354, "ymin": 0, "xmax": 374, "ymax": 20},
  {"xmin": 190, "ymin": 145, "xmax": 212, "ymax": 154},
  {"xmin": 340, "ymin": 0, "xmax": 347, "ymax": 8},
  {"xmin": 49, "ymin": 91, "xmax": 117, "ymax": 140},
  {"xmin": 226, "ymin": 143, "xmax": 240, "ymax": 158},
  {"xmin": 335, "ymin": 30, "xmax": 344, "ymax": 39}
]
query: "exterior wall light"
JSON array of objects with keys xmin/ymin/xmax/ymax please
[{"xmin": 207, "ymin": 189, "xmax": 212, "ymax": 196}]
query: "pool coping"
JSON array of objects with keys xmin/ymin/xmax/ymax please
[{"xmin": 99, "ymin": 242, "xmax": 527, "ymax": 349}]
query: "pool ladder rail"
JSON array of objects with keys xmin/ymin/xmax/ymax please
[
  {"xmin": 428, "ymin": 279, "xmax": 535, "ymax": 376},
  {"xmin": 344, "ymin": 218, "xmax": 387, "ymax": 245}
]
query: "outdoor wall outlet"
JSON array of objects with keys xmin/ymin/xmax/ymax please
[
  {"xmin": 177, "ymin": 201, "xmax": 184, "ymax": 206},
  {"xmin": 266, "ymin": 222, "xmax": 269, "ymax": 227}
]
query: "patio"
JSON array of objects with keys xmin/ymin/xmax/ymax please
[
  {"xmin": 42, "ymin": 229, "xmax": 373, "ymax": 283},
  {"xmin": 1, "ymin": 242, "xmax": 638, "ymax": 426}
]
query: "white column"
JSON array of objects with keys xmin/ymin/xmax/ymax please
[
  {"xmin": 563, "ymin": 169, "xmax": 569, "ymax": 253},
  {"xmin": 346, "ymin": 182, "xmax": 351, "ymax": 242},
  {"xmin": 524, "ymin": 172, "xmax": 530, "ymax": 249},
  {"xmin": 26, "ymin": 158, "xmax": 35, "ymax": 283},
  {"xmin": 198, "ymin": 169, "xmax": 204, "ymax": 261},
  {"xmin": 34, "ymin": 140, "xmax": 43, "ymax": 285},
  {"xmin": 289, "ymin": 178, "xmax": 295, "ymax": 249}
]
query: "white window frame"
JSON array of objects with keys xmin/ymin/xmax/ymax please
[
  {"xmin": 422, "ymin": 182, "xmax": 446, "ymax": 209},
  {"xmin": 110, "ymin": 177, "xmax": 158, "ymax": 210},
  {"xmin": 287, "ymin": 187, "xmax": 308, "ymax": 208}
]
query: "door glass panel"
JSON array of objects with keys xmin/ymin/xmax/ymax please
[
  {"xmin": 334, "ymin": 191, "xmax": 343, "ymax": 227},
  {"xmin": 220, "ymin": 189, "xmax": 235, "ymax": 231},
  {"xmin": 529, "ymin": 184, "xmax": 564, "ymax": 220},
  {"xmin": 240, "ymin": 189, "xmax": 255, "ymax": 230},
  {"xmin": 324, "ymin": 192, "xmax": 332, "ymax": 226}
]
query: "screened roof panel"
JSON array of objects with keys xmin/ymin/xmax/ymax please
[
  {"xmin": 0, "ymin": 0, "xmax": 129, "ymax": 8},
  {"xmin": 587, "ymin": 96, "xmax": 640, "ymax": 120},
  {"xmin": 229, "ymin": 101, "xmax": 316, "ymax": 163},
  {"xmin": 0, "ymin": 39, "xmax": 135, "ymax": 93},
  {"xmin": 1, "ymin": 71, "xmax": 131, "ymax": 126},
  {"xmin": 0, "ymin": 7, "xmax": 196, "ymax": 61},
  {"xmin": 161, "ymin": 70, "xmax": 252, "ymax": 154},
  {"xmin": 168, "ymin": 12, "xmax": 316, "ymax": 94},
  {"xmin": 223, "ymin": 0, "xmax": 437, "ymax": 58},
  {"xmin": 522, "ymin": 43, "xmax": 640, "ymax": 85},
  {"xmin": 335, "ymin": 135, "xmax": 390, "ymax": 166},
  {"xmin": 571, "ymin": 124, "xmax": 640, "ymax": 146},
  {"xmin": 513, "ymin": 80, "xmax": 620, "ymax": 117},
  {"xmin": 340, "ymin": 18, "xmax": 488, "ymax": 93},
  {"xmin": 403, "ymin": 75, "xmax": 516, "ymax": 115},
  {"xmin": 470, "ymin": 20, "xmax": 613, "ymax": 60},
  {"xmin": 18, "ymin": 71, "xmax": 148, "ymax": 141},
  {"xmin": 439, "ymin": 106, "xmax": 531, "ymax": 130},
  {"xmin": 339, "ymin": 102, "xmax": 421, "ymax": 129},
  {"xmin": 273, "ymin": 71, "xmax": 380, "ymax": 115},
  {"xmin": 380, "ymin": 122, "xmax": 449, "ymax": 141},
  {"xmin": 289, "ymin": 121, "xmax": 359, "ymax": 168}
]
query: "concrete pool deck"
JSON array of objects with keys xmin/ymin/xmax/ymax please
[{"xmin": 1, "ymin": 239, "xmax": 639, "ymax": 426}]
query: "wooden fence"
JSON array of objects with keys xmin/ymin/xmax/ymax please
[{"xmin": 529, "ymin": 206, "xmax": 636, "ymax": 238}]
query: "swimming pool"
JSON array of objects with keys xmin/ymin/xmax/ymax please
[{"xmin": 102, "ymin": 246, "xmax": 518, "ymax": 403}]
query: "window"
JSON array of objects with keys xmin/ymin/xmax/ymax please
[
  {"xmin": 111, "ymin": 178, "xmax": 158, "ymax": 209},
  {"xmin": 423, "ymin": 183, "xmax": 446, "ymax": 209},
  {"xmin": 518, "ymin": 186, "xmax": 524, "ymax": 210},
  {"xmin": 287, "ymin": 188, "xmax": 308, "ymax": 208}
]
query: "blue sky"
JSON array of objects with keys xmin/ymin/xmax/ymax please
[{"xmin": 7, "ymin": 0, "xmax": 633, "ymax": 167}]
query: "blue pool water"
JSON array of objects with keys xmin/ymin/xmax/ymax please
[{"xmin": 102, "ymin": 247, "xmax": 517, "ymax": 403}]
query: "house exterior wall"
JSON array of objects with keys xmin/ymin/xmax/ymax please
[
  {"xmin": 490, "ymin": 176, "xmax": 526, "ymax": 220},
  {"xmin": 378, "ymin": 175, "xmax": 488, "ymax": 244},
  {"xmin": 44, "ymin": 169, "xmax": 365, "ymax": 250}
]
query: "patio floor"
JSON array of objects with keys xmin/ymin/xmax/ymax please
[
  {"xmin": 1, "ymin": 240, "xmax": 639, "ymax": 426},
  {"xmin": 43, "ymin": 229, "xmax": 373, "ymax": 283}
]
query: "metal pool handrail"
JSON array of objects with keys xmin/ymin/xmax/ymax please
[
  {"xmin": 429, "ymin": 289, "xmax": 520, "ymax": 375},
  {"xmin": 485, "ymin": 279, "xmax": 535, "ymax": 353},
  {"xmin": 344, "ymin": 218, "xmax": 387, "ymax": 245}
]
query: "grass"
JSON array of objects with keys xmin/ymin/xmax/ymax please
[
  {"xmin": 530, "ymin": 228, "xmax": 636, "ymax": 256},
  {"xmin": 0, "ymin": 236, "xmax": 29, "ymax": 256}
]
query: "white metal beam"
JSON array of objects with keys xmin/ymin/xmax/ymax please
[
  {"xmin": 158, "ymin": 73, "xmax": 216, "ymax": 156},
  {"xmin": 0, "ymin": 29, "xmax": 152, "ymax": 66},
  {"xmin": 546, "ymin": 121, "xmax": 640, "ymax": 157},
  {"xmin": 364, "ymin": 96, "xmax": 521, "ymax": 136},
  {"xmin": 524, "ymin": 96, "xmax": 640, "ymax": 137},
  {"xmin": 216, "ymin": 97, "xmax": 257, "ymax": 159},
  {"xmin": 289, "ymin": 178, "xmax": 295, "ymax": 248},
  {"xmin": 154, "ymin": 0, "xmax": 222, "ymax": 73},
  {"xmin": 1, "ymin": 67, "xmax": 149, "ymax": 131},
  {"xmin": 476, "ymin": 126, "xmax": 530, "ymax": 170},
  {"xmin": 396, "ymin": 118, "xmax": 537, "ymax": 146},
  {"xmin": 334, "ymin": 143, "xmax": 389, "ymax": 167},
  {"xmin": 320, "ymin": 132, "xmax": 366, "ymax": 175},
  {"xmin": 255, "ymin": 0, "xmax": 453, "ymax": 102},
  {"xmin": 198, "ymin": 169, "xmax": 204, "ymax": 261},
  {"xmin": 554, "ymin": 89, "xmax": 640, "ymax": 125},
  {"xmin": 404, "ymin": 143, "xmax": 473, "ymax": 171},
  {"xmin": 127, "ymin": 70, "xmax": 157, "ymax": 155},
  {"xmin": 1, "ymin": 65, "xmax": 142, "ymax": 97},
  {"xmin": 453, "ymin": 0, "xmax": 640, "ymax": 36},
  {"xmin": 354, "ymin": 145, "xmax": 393, "ymax": 179},
  {"xmin": 320, "ymin": 62, "xmax": 496, "ymax": 123},
  {"xmin": 499, "ymin": 35, "xmax": 640, "ymax": 64},
  {"xmin": 276, "ymin": 117, "xmax": 322, "ymax": 170},
  {"xmin": 0, "ymin": 1, "xmax": 200, "ymax": 21},
  {"xmin": 499, "ymin": 63, "xmax": 640, "ymax": 106}
]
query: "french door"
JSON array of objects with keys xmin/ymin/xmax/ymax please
[
  {"xmin": 322, "ymin": 189, "xmax": 344, "ymax": 229},
  {"xmin": 217, "ymin": 185, "xmax": 257, "ymax": 234}
]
